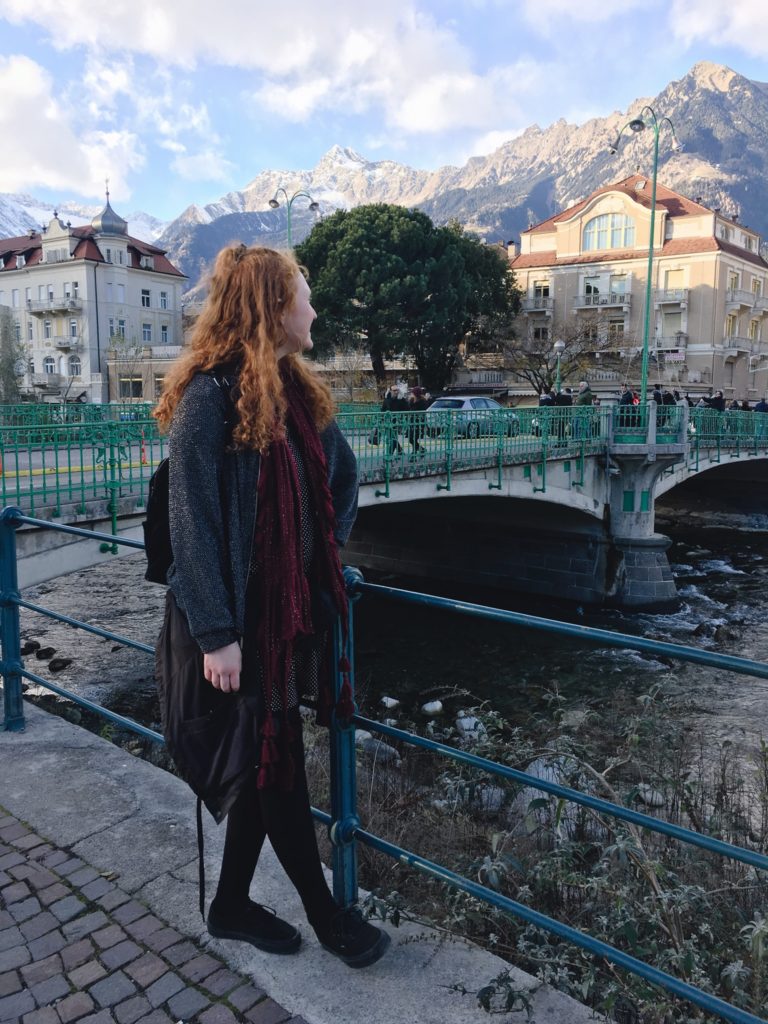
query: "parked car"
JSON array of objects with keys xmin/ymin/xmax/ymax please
[{"xmin": 425, "ymin": 396, "xmax": 520, "ymax": 438}]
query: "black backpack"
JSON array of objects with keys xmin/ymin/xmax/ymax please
[{"xmin": 143, "ymin": 373, "xmax": 236, "ymax": 584}]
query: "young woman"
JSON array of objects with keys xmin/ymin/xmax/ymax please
[{"xmin": 153, "ymin": 243, "xmax": 389, "ymax": 969}]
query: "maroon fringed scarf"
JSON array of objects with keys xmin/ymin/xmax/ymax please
[{"xmin": 253, "ymin": 369, "xmax": 353, "ymax": 790}]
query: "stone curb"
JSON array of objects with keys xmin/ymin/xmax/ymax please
[{"xmin": 0, "ymin": 809, "xmax": 305, "ymax": 1024}]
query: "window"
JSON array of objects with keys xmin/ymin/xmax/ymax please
[
  {"xmin": 69, "ymin": 319, "xmax": 78, "ymax": 339},
  {"xmin": 154, "ymin": 374, "xmax": 166, "ymax": 396},
  {"xmin": 141, "ymin": 289, "xmax": 151, "ymax": 308},
  {"xmin": 72, "ymin": 281, "xmax": 79, "ymax": 298},
  {"xmin": 105, "ymin": 248, "xmax": 112, "ymax": 263},
  {"xmin": 25, "ymin": 287, "xmax": 31, "ymax": 303},
  {"xmin": 160, "ymin": 291, "xmax": 168, "ymax": 310},
  {"xmin": 43, "ymin": 320, "xmax": 52, "ymax": 339},
  {"xmin": 609, "ymin": 274, "xmax": 627, "ymax": 297},
  {"xmin": 28, "ymin": 357, "xmax": 35, "ymax": 375},
  {"xmin": 748, "ymin": 320, "xmax": 760, "ymax": 341},
  {"xmin": 64, "ymin": 282, "xmax": 71, "ymax": 298},
  {"xmin": 142, "ymin": 323, "xmax": 152, "ymax": 343},
  {"xmin": 16, "ymin": 255, "xmax": 25, "ymax": 269},
  {"xmin": 583, "ymin": 213, "xmax": 635, "ymax": 251},
  {"xmin": 745, "ymin": 236, "xmax": 754, "ymax": 251},
  {"xmin": 117, "ymin": 318, "xmax": 126, "ymax": 337},
  {"xmin": 719, "ymin": 224, "xmax": 732, "ymax": 242},
  {"xmin": 665, "ymin": 269, "xmax": 684, "ymax": 290},
  {"xmin": 117, "ymin": 283, "xmax": 125, "ymax": 303},
  {"xmin": 27, "ymin": 321, "xmax": 33, "ymax": 341},
  {"xmin": 11, "ymin": 289, "xmax": 19, "ymax": 307},
  {"xmin": 106, "ymin": 282, "xmax": 113, "ymax": 302},
  {"xmin": 532, "ymin": 324, "xmax": 549, "ymax": 342},
  {"xmin": 38, "ymin": 285, "xmax": 45, "ymax": 301},
  {"xmin": 608, "ymin": 319, "xmax": 625, "ymax": 340},
  {"xmin": 47, "ymin": 286, "xmax": 54, "ymax": 300},
  {"xmin": 108, "ymin": 317, "xmax": 115, "ymax": 337},
  {"xmin": 726, "ymin": 313, "xmax": 738, "ymax": 338},
  {"xmin": 584, "ymin": 276, "xmax": 600, "ymax": 301},
  {"xmin": 532, "ymin": 281, "xmax": 549, "ymax": 301},
  {"xmin": 728, "ymin": 271, "xmax": 739, "ymax": 291},
  {"xmin": 118, "ymin": 250, "xmax": 124, "ymax": 265},
  {"xmin": 14, "ymin": 321, "xmax": 21, "ymax": 342},
  {"xmin": 43, "ymin": 356, "xmax": 56, "ymax": 374},
  {"xmin": 583, "ymin": 321, "xmax": 599, "ymax": 342},
  {"xmin": 68, "ymin": 356, "xmax": 81, "ymax": 376},
  {"xmin": 161, "ymin": 324, "xmax": 169, "ymax": 344},
  {"xmin": 119, "ymin": 376, "xmax": 143, "ymax": 399},
  {"xmin": 753, "ymin": 279, "xmax": 763, "ymax": 299}
]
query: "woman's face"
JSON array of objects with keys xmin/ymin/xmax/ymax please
[{"xmin": 279, "ymin": 273, "xmax": 316, "ymax": 358}]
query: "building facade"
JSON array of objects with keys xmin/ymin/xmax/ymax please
[
  {"xmin": 508, "ymin": 175, "xmax": 768, "ymax": 400},
  {"xmin": 0, "ymin": 197, "xmax": 186, "ymax": 402}
]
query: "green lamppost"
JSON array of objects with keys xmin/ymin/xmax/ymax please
[
  {"xmin": 553, "ymin": 338, "xmax": 565, "ymax": 393},
  {"xmin": 268, "ymin": 188, "xmax": 320, "ymax": 248},
  {"xmin": 609, "ymin": 107, "xmax": 680, "ymax": 406}
]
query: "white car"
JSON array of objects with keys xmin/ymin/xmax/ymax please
[{"xmin": 425, "ymin": 396, "xmax": 520, "ymax": 438}]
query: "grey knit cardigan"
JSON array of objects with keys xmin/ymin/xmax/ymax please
[{"xmin": 167, "ymin": 372, "xmax": 359, "ymax": 654}]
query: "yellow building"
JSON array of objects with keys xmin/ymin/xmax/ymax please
[{"xmin": 509, "ymin": 174, "xmax": 768, "ymax": 401}]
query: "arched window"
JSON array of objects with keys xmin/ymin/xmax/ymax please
[
  {"xmin": 583, "ymin": 213, "xmax": 635, "ymax": 252},
  {"xmin": 68, "ymin": 356, "xmax": 81, "ymax": 377},
  {"xmin": 43, "ymin": 356, "xmax": 56, "ymax": 374}
]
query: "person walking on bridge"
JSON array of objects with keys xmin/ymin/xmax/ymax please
[{"xmin": 153, "ymin": 244, "xmax": 389, "ymax": 969}]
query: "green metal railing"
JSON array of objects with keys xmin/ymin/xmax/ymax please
[
  {"xmin": 1, "ymin": 511, "xmax": 767, "ymax": 1023},
  {"xmin": 1, "ymin": 404, "xmax": 767, "ymax": 520}
]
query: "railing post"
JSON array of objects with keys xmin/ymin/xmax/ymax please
[
  {"xmin": 329, "ymin": 566, "xmax": 363, "ymax": 909},
  {"xmin": 0, "ymin": 507, "xmax": 25, "ymax": 732}
]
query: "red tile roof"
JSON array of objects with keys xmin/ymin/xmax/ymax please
[
  {"xmin": 0, "ymin": 226, "xmax": 185, "ymax": 278},
  {"xmin": 524, "ymin": 175, "xmax": 713, "ymax": 235},
  {"xmin": 509, "ymin": 235, "xmax": 768, "ymax": 271}
]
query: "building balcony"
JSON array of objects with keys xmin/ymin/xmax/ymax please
[
  {"xmin": 722, "ymin": 334, "xmax": 752, "ymax": 351},
  {"xmin": 31, "ymin": 373, "xmax": 63, "ymax": 389},
  {"xmin": 655, "ymin": 333, "xmax": 688, "ymax": 351},
  {"xmin": 573, "ymin": 292, "xmax": 631, "ymax": 310},
  {"xmin": 150, "ymin": 345, "xmax": 182, "ymax": 358},
  {"xmin": 725, "ymin": 288, "xmax": 756, "ymax": 310},
  {"xmin": 54, "ymin": 336, "xmax": 83, "ymax": 351},
  {"xmin": 27, "ymin": 297, "xmax": 82, "ymax": 316},
  {"xmin": 753, "ymin": 295, "xmax": 768, "ymax": 314},
  {"xmin": 654, "ymin": 288, "xmax": 689, "ymax": 307},
  {"xmin": 521, "ymin": 296, "xmax": 554, "ymax": 313}
]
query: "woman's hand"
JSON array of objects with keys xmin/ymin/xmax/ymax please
[{"xmin": 203, "ymin": 642, "xmax": 242, "ymax": 693}]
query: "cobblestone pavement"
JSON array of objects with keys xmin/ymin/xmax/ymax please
[{"xmin": 0, "ymin": 809, "xmax": 304, "ymax": 1024}]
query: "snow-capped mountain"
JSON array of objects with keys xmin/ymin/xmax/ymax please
[
  {"xmin": 4, "ymin": 62, "xmax": 768, "ymax": 294},
  {"xmin": 0, "ymin": 193, "xmax": 167, "ymax": 245}
]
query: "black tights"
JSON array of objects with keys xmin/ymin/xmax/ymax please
[{"xmin": 213, "ymin": 721, "xmax": 337, "ymax": 927}]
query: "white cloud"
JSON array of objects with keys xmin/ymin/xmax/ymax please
[
  {"xmin": 171, "ymin": 149, "xmax": 235, "ymax": 182},
  {"xmin": 668, "ymin": 0, "xmax": 768, "ymax": 57},
  {"xmin": 0, "ymin": 1, "xmax": 549, "ymax": 140},
  {"xmin": 0, "ymin": 55, "xmax": 141, "ymax": 198}
]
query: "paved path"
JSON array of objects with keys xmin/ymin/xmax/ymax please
[
  {"xmin": 0, "ymin": 700, "xmax": 600, "ymax": 1024},
  {"xmin": 0, "ymin": 808, "xmax": 294, "ymax": 1024}
]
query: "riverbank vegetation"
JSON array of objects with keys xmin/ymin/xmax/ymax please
[{"xmin": 303, "ymin": 681, "xmax": 768, "ymax": 1024}]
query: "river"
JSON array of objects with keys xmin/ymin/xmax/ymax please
[{"xmin": 17, "ymin": 478, "xmax": 768, "ymax": 763}]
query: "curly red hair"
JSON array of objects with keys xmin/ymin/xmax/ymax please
[{"xmin": 154, "ymin": 244, "xmax": 334, "ymax": 449}]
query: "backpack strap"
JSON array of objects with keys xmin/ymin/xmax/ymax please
[{"xmin": 196, "ymin": 795, "xmax": 206, "ymax": 921}]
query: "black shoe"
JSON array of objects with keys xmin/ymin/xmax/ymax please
[
  {"xmin": 313, "ymin": 906, "xmax": 390, "ymax": 968},
  {"xmin": 208, "ymin": 899, "xmax": 301, "ymax": 954}
]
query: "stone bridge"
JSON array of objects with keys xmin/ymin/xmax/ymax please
[{"xmin": 4, "ymin": 404, "xmax": 766, "ymax": 609}]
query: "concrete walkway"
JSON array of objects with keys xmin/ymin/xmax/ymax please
[{"xmin": 0, "ymin": 699, "xmax": 600, "ymax": 1024}]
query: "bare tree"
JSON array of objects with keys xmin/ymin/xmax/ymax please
[
  {"xmin": 0, "ymin": 310, "xmax": 26, "ymax": 403},
  {"xmin": 108, "ymin": 335, "xmax": 147, "ymax": 401},
  {"xmin": 318, "ymin": 340, "xmax": 377, "ymax": 403},
  {"xmin": 501, "ymin": 310, "xmax": 640, "ymax": 394}
]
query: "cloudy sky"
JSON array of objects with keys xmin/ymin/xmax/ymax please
[{"xmin": 0, "ymin": 0, "xmax": 766, "ymax": 221}]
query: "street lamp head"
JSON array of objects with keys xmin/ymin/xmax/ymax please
[
  {"xmin": 268, "ymin": 197, "xmax": 280, "ymax": 209},
  {"xmin": 553, "ymin": 339, "xmax": 566, "ymax": 354},
  {"xmin": 608, "ymin": 144, "xmax": 618, "ymax": 155},
  {"xmin": 308, "ymin": 201, "xmax": 320, "ymax": 212},
  {"xmin": 628, "ymin": 118, "xmax": 646, "ymax": 133}
]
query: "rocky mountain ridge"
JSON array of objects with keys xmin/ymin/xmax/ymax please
[{"xmin": 3, "ymin": 61, "xmax": 768, "ymax": 293}]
